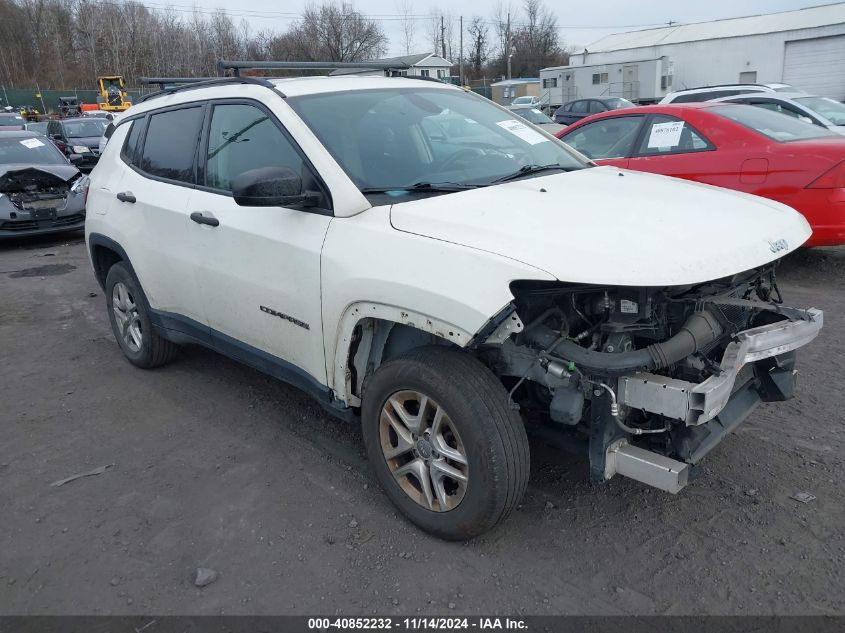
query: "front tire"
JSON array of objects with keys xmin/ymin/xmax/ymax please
[
  {"xmin": 362, "ymin": 346, "xmax": 529, "ymax": 540},
  {"xmin": 105, "ymin": 262, "xmax": 178, "ymax": 369}
]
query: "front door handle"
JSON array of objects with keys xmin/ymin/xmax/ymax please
[
  {"xmin": 190, "ymin": 211, "xmax": 219, "ymax": 227},
  {"xmin": 116, "ymin": 191, "xmax": 136, "ymax": 203}
]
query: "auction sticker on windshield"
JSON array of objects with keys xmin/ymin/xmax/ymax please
[
  {"xmin": 20, "ymin": 138, "xmax": 45, "ymax": 149},
  {"xmin": 496, "ymin": 119, "xmax": 547, "ymax": 145},
  {"xmin": 648, "ymin": 120, "xmax": 684, "ymax": 148}
]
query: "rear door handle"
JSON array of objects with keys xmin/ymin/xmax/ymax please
[
  {"xmin": 116, "ymin": 191, "xmax": 136, "ymax": 203},
  {"xmin": 190, "ymin": 211, "xmax": 219, "ymax": 227}
]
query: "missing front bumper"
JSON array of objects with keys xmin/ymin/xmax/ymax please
[{"xmin": 617, "ymin": 308, "xmax": 823, "ymax": 426}]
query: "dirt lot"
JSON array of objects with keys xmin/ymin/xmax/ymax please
[{"xmin": 0, "ymin": 232, "xmax": 843, "ymax": 616}]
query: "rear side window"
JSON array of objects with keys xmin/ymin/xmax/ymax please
[
  {"xmin": 139, "ymin": 107, "xmax": 204, "ymax": 183},
  {"xmin": 121, "ymin": 120, "xmax": 143, "ymax": 163},
  {"xmin": 562, "ymin": 116, "xmax": 645, "ymax": 159},
  {"xmin": 635, "ymin": 115, "xmax": 714, "ymax": 156},
  {"xmin": 588, "ymin": 101, "xmax": 605, "ymax": 114}
]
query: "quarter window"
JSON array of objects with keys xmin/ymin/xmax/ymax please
[
  {"xmin": 139, "ymin": 106, "xmax": 204, "ymax": 183},
  {"xmin": 205, "ymin": 103, "xmax": 304, "ymax": 192},
  {"xmin": 121, "ymin": 120, "xmax": 143, "ymax": 164},
  {"xmin": 562, "ymin": 116, "xmax": 644, "ymax": 160}
]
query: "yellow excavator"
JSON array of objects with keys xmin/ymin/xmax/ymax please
[{"xmin": 96, "ymin": 76, "xmax": 132, "ymax": 112}]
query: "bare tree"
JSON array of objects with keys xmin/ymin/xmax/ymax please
[
  {"xmin": 510, "ymin": 0, "xmax": 564, "ymax": 77},
  {"xmin": 0, "ymin": 0, "xmax": 391, "ymax": 98},
  {"xmin": 282, "ymin": 2, "xmax": 388, "ymax": 62},
  {"xmin": 466, "ymin": 16, "xmax": 489, "ymax": 77},
  {"xmin": 396, "ymin": 0, "xmax": 416, "ymax": 55}
]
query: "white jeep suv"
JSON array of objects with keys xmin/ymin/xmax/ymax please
[{"xmin": 86, "ymin": 73, "xmax": 822, "ymax": 539}]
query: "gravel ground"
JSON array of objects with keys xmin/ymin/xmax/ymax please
[{"xmin": 0, "ymin": 232, "xmax": 843, "ymax": 616}]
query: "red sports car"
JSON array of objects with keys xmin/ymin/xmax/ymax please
[{"xmin": 556, "ymin": 103, "xmax": 845, "ymax": 246}]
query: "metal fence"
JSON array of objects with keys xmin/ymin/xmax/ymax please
[{"xmin": 0, "ymin": 87, "xmax": 145, "ymax": 114}]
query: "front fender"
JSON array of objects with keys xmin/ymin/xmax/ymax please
[{"xmin": 329, "ymin": 302, "xmax": 475, "ymax": 406}]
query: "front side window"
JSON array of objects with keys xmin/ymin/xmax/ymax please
[
  {"xmin": 571, "ymin": 101, "xmax": 588, "ymax": 114},
  {"xmin": 750, "ymin": 100, "xmax": 809, "ymax": 122},
  {"xmin": 634, "ymin": 115, "xmax": 713, "ymax": 156},
  {"xmin": 287, "ymin": 87, "xmax": 586, "ymax": 192},
  {"xmin": 561, "ymin": 116, "xmax": 645, "ymax": 160},
  {"xmin": 795, "ymin": 96, "xmax": 845, "ymax": 126},
  {"xmin": 205, "ymin": 103, "xmax": 304, "ymax": 192},
  {"xmin": 709, "ymin": 104, "xmax": 837, "ymax": 142},
  {"xmin": 139, "ymin": 107, "xmax": 204, "ymax": 182}
]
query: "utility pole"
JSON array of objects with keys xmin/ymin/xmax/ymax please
[
  {"xmin": 506, "ymin": 12, "xmax": 512, "ymax": 80},
  {"xmin": 441, "ymin": 16, "xmax": 446, "ymax": 60},
  {"xmin": 459, "ymin": 16, "xmax": 463, "ymax": 86}
]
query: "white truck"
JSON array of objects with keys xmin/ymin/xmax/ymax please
[{"xmin": 85, "ymin": 66, "xmax": 822, "ymax": 539}]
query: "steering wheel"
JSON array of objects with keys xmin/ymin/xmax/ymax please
[{"xmin": 438, "ymin": 148, "xmax": 483, "ymax": 172}]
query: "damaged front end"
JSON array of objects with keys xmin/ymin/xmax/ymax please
[
  {"xmin": 480, "ymin": 266, "xmax": 822, "ymax": 493},
  {"xmin": 0, "ymin": 168, "xmax": 87, "ymax": 237}
]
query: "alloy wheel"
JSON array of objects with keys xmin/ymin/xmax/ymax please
[
  {"xmin": 112, "ymin": 281, "xmax": 142, "ymax": 353},
  {"xmin": 379, "ymin": 390, "xmax": 469, "ymax": 512}
]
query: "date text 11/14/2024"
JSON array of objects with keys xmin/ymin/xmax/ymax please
[{"xmin": 307, "ymin": 617, "xmax": 528, "ymax": 630}]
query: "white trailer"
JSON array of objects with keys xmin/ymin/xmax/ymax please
[{"xmin": 539, "ymin": 57, "xmax": 673, "ymax": 108}]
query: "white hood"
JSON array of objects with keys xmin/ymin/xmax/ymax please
[{"xmin": 389, "ymin": 167, "xmax": 812, "ymax": 286}]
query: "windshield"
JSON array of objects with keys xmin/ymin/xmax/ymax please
[
  {"xmin": 605, "ymin": 98, "xmax": 635, "ymax": 110},
  {"xmin": 795, "ymin": 96, "xmax": 845, "ymax": 126},
  {"xmin": 287, "ymin": 87, "xmax": 586, "ymax": 192},
  {"xmin": 0, "ymin": 136, "xmax": 67, "ymax": 165},
  {"xmin": 515, "ymin": 108, "xmax": 554, "ymax": 124},
  {"xmin": 709, "ymin": 104, "xmax": 838, "ymax": 142},
  {"xmin": 62, "ymin": 119, "xmax": 107, "ymax": 138},
  {"xmin": 512, "ymin": 96, "xmax": 534, "ymax": 105}
]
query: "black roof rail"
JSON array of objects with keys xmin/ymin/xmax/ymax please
[
  {"xmin": 218, "ymin": 59, "xmax": 410, "ymax": 76},
  {"xmin": 136, "ymin": 76, "xmax": 279, "ymax": 103}
]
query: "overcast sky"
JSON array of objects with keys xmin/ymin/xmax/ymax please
[{"xmin": 170, "ymin": 0, "xmax": 827, "ymax": 55}]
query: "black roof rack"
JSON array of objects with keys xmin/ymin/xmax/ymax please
[
  {"xmin": 135, "ymin": 60, "xmax": 417, "ymax": 105},
  {"xmin": 136, "ymin": 76, "xmax": 278, "ymax": 103},
  {"xmin": 139, "ymin": 77, "xmax": 218, "ymax": 90},
  {"xmin": 218, "ymin": 59, "xmax": 410, "ymax": 77}
]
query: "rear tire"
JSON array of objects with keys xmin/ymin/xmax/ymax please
[
  {"xmin": 105, "ymin": 262, "xmax": 178, "ymax": 369},
  {"xmin": 362, "ymin": 346, "xmax": 529, "ymax": 540}
]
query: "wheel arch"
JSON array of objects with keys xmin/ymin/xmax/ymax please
[
  {"xmin": 88, "ymin": 233, "xmax": 133, "ymax": 291},
  {"xmin": 331, "ymin": 303, "xmax": 474, "ymax": 407}
]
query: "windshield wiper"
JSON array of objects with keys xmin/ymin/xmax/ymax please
[
  {"xmin": 490, "ymin": 164, "xmax": 578, "ymax": 184},
  {"xmin": 360, "ymin": 181, "xmax": 480, "ymax": 194}
]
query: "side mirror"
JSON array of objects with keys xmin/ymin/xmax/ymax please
[
  {"xmin": 68, "ymin": 154, "xmax": 83, "ymax": 165},
  {"xmin": 798, "ymin": 115, "xmax": 814, "ymax": 125},
  {"xmin": 232, "ymin": 166, "xmax": 319, "ymax": 208},
  {"xmin": 51, "ymin": 133, "xmax": 62, "ymax": 140}
]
